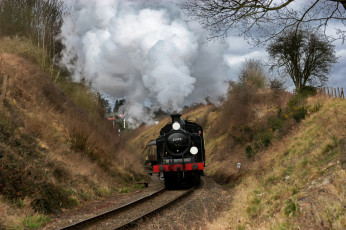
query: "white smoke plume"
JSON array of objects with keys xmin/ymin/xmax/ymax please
[{"xmin": 59, "ymin": 0, "xmax": 230, "ymax": 126}]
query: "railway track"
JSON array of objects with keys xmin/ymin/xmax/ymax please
[{"xmin": 59, "ymin": 186, "xmax": 195, "ymax": 230}]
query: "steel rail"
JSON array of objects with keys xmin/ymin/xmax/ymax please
[
  {"xmin": 59, "ymin": 187, "xmax": 166, "ymax": 230},
  {"xmin": 116, "ymin": 187, "xmax": 195, "ymax": 229}
]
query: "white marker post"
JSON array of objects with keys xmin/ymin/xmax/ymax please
[{"xmin": 117, "ymin": 114, "xmax": 126, "ymax": 129}]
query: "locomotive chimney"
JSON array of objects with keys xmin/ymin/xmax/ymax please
[{"xmin": 171, "ymin": 113, "xmax": 182, "ymax": 123}]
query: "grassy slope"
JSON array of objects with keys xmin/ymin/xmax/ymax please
[
  {"xmin": 131, "ymin": 92, "xmax": 345, "ymax": 229},
  {"xmin": 3, "ymin": 35, "xmax": 339, "ymax": 229},
  {"xmin": 209, "ymin": 97, "xmax": 346, "ymax": 229},
  {"xmin": 0, "ymin": 38, "xmax": 146, "ymax": 229}
]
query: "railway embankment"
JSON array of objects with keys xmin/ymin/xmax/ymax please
[
  {"xmin": 205, "ymin": 97, "xmax": 346, "ymax": 229},
  {"xmin": 0, "ymin": 37, "xmax": 344, "ymax": 229},
  {"xmin": 0, "ymin": 38, "xmax": 147, "ymax": 229},
  {"xmin": 125, "ymin": 83, "xmax": 345, "ymax": 229}
]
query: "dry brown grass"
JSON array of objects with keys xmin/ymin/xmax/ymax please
[
  {"xmin": 199, "ymin": 85, "xmax": 292, "ymax": 184},
  {"xmin": 129, "ymin": 91, "xmax": 343, "ymax": 229},
  {"xmin": 0, "ymin": 45, "xmax": 146, "ymax": 229},
  {"xmin": 212, "ymin": 85, "xmax": 291, "ymax": 136},
  {"xmin": 121, "ymin": 78, "xmax": 344, "ymax": 229},
  {"xmin": 0, "ymin": 36, "xmax": 53, "ymax": 71},
  {"xmin": 208, "ymin": 97, "xmax": 346, "ymax": 229},
  {"xmin": 116, "ymin": 89, "xmax": 345, "ymax": 229}
]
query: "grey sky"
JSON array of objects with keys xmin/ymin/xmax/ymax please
[
  {"xmin": 60, "ymin": 0, "xmax": 345, "ymax": 122},
  {"xmin": 224, "ymin": 37, "xmax": 346, "ymax": 89}
]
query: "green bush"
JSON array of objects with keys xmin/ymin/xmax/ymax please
[
  {"xmin": 299, "ymin": 86, "xmax": 317, "ymax": 97},
  {"xmin": 244, "ymin": 129, "xmax": 273, "ymax": 158},
  {"xmin": 31, "ymin": 183, "xmax": 77, "ymax": 213},
  {"xmin": 22, "ymin": 215, "xmax": 51, "ymax": 229},
  {"xmin": 291, "ymin": 187, "xmax": 299, "ymax": 195},
  {"xmin": 292, "ymin": 106, "xmax": 307, "ymax": 122},
  {"xmin": 284, "ymin": 199, "xmax": 297, "ymax": 216},
  {"xmin": 287, "ymin": 86, "xmax": 316, "ymax": 110},
  {"xmin": 287, "ymin": 94, "xmax": 304, "ymax": 109},
  {"xmin": 268, "ymin": 116, "xmax": 285, "ymax": 131},
  {"xmin": 246, "ymin": 145, "xmax": 255, "ymax": 159},
  {"xmin": 285, "ymin": 89, "xmax": 321, "ymax": 123},
  {"xmin": 254, "ymin": 129, "xmax": 272, "ymax": 147}
]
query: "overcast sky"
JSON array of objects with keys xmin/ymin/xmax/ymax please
[
  {"xmin": 62, "ymin": 0, "xmax": 345, "ymax": 90},
  {"xmin": 60, "ymin": 0, "xmax": 345, "ymax": 122},
  {"xmin": 224, "ymin": 37, "xmax": 346, "ymax": 90},
  {"xmin": 222, "ymin": 2, "xmax": 346, "ymax": 90}
]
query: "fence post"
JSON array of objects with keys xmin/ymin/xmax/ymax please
[
  {"xmin": 338, "ymin": 87, "xmax": 340, "ymax": 98},
  {"xmin": 341, "ymin": 88, "xmax": 345, "ymax": 99},
  {"xmin": 334, "ymin": 88, "xmax": 337, "ymax": 98}
]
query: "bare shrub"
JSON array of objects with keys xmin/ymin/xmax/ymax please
[
  {"xmin": 63, "ymin": 108, "xmax": 147, "ymax": 180},
  {"xmin": 24, "ymin": 112, "xmax": 51, "ymax": 138},
  {"xmin": 42, "ymin": 83, "xmax": 70, "ymax": 113},
  {"xmin": 0, "ymin": 112, "xmax": 77, "ymax": 213},
  {"xmin": 1, "ymin": 47, "xmax": 154, "ymax": 230},
  {"xmin": 212, "ymin": 59, "xmax": 270, "ymax": 136},
  {"xmin": 270, "ymin": 77, "xmax": 285, "ymax": 90},
  {"xmin": 238, "ymin": 59, "xmax": 267, "ymax": 89},
  {"xmin": 212, "ymin": 83, "xmax": 258, "ymax": 137}
]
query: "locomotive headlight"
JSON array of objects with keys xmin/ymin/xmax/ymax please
[
  {"xmin": 172, "ymin": 122, "xmax": 181, "ymax": 130},
  {"xmin": 190, "ymin": 146, "xmax": 198, "ymax": 155}
]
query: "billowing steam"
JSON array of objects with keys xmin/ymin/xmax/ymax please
[{"xmin": 59, "ymin": 0, "xmax": 229, "ymax": 126}]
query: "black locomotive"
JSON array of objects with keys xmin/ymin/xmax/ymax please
[{"xmin": 150, "ymin": 114, "xmax": 205, "ymax": 188}]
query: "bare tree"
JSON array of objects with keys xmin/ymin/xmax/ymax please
[
  {"xmin": 179, "ymin": 0, "xmax": 346, "ymax": 43},
  {"xmin": 267, "ymin": 29, "xmax": 337, "ymax": 90},
  {"xmin": 0, "ymin": 0, "xmax": 65, "ymax": 58}
]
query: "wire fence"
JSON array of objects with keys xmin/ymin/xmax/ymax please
[{"xmin": 319, "ymin": 87, "xmax": 345, "ymax": 99}]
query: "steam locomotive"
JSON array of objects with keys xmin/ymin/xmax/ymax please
[{"xmin": 148, "ymin": 114, "xmax": 205, "ymax": 188}]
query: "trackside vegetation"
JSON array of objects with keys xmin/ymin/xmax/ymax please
[
  {"xmin": 209, "ymin": 97, "xmax": 345, "ymax": 229},
  {"xmin": 0, "ymin": 37, "xmax": 147, "ymax": 229},
  {"xmin": 130, "ymin": 61, "xmax": 345, "ymax": 229}
]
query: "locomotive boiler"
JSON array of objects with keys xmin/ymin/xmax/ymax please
[{"xmin": 149, "ymin": 114, "xmax": 205, "ymax": 188}]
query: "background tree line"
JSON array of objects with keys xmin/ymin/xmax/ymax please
[
  {"xmin": 179, "ymin": 0, "xmax": 341, "ymax": 91},
  {"xmin": 0, "ymin": 0, "xmax": 65, "ymax": 60},
  {"xmin": 0, "ymin": 0, "xmax": 340, "ymax": 92},
  {"xmin": 180, "ymin": 0, "xmax": 346, "ymax": 43}
]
